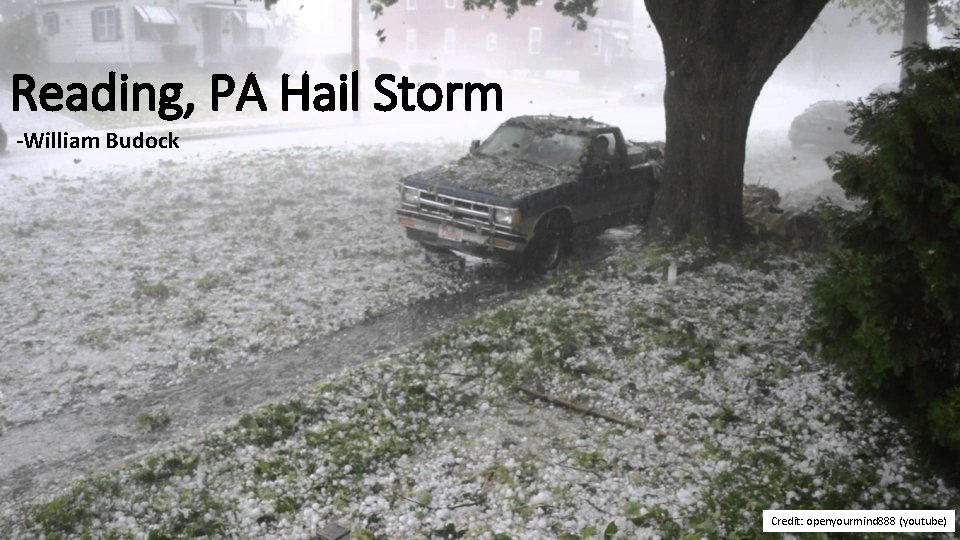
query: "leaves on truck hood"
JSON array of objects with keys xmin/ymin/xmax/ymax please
[{"xmin": 408, "ymin": 154, "xmax": 577, "ymax": 200}]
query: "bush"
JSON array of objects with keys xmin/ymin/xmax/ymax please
[
  {"xmin": 323, "ymin": 53, "xmax": 351, "ymax": 74},
  {"xmin": 409, "ymin": 62, "xmax": 442, "ymax": 82},
  {"xmin": 241, "ymin": 46, "xmax": 282, "ymax": 71},
  {"xmin": 811, "ymin": 35, "xmax": 960, "ymax": 471},
  {"xmin": 161, "ymin": 44, "xmax": 196, "ymax": 67},
  {"xmin": 366, "ymin": 56, "xmax": 401, "ymax": 77},
  {"xmin": 0, "ymin": 14, "xmax": 41, "ymax": 72}
]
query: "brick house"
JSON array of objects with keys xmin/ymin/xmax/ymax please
[{"xmin": 376, "ymin": 0, "xmax": 635, "ymax": 75}]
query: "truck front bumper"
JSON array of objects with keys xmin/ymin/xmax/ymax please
[{"xmin": 397, "ymin": 211, "xmax": 527, "ymax": 254}]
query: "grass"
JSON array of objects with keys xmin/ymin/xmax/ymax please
[
  {"xmin": 10, "ymin": 218, "xmax": 55, "ymax": 239},
  {"xmin": 194, "ymin": 272, "xmax": 226, "ymax": 292},
  {"xmin": 77, "ymin": 327, "xmax": 112, "ymax": 351},
  {"xmin": 182, "ymin": 306, "xmax": 207, "ymax": 328},
  {"xmin": 6, "ymin": 242, "xmax": 958, "ymax": 538},
  {"xmin": 136, "ymin": 409, "xmax": 171, "ymax": 432},
  {"xmin": 132, "ymin": 280, "xmax": 174, "ymax": 302},
  {"xmin": 134, "ymin": 453, "xmax": 199, "ymax": 485},
  {"xmin": 188, "ymin": 346, "xmax": 222, "ymax": 362}
]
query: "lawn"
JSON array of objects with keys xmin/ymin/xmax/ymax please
[{"xmin": 4, "ymin": 239, "xmax": 956, "ymax": 538}]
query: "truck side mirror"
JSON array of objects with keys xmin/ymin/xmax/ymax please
[{"xmin": 469, "ymin": 139, "xmax": 481, "ymax": 154}]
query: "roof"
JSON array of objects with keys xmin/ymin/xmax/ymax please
[{"xmin": 503, "ymin": 115, "xmax": 613, "ymax": 135}]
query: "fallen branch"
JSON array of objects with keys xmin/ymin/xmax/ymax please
[
  {"xmin": 515, "ymin": 385, "xmax": 642, "ymax": 430},
  {"xmin": 478, "ymin": 469, "xmax": 496, "ymax": 497},
  {"xmin": 586, "ymin": 499, "xmax": 611, "ymax": 516},
  {"xmin": 399, "ymin": 495, "xmax": 482, "ymax": 511},
  {"xmin": 547, "ymin": 459, "xmax": 600, "ymax": 476}
]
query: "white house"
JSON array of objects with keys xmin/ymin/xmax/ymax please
[{"xmin": 34, "ymin": 0, "xmax": 279, "ymax": 66}]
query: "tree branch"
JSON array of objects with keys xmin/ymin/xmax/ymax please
[{"xmin": 515, "ymin": 385, "xmax": 641, "ymax": 429}]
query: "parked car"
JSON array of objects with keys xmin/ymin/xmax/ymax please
[
  {"xmin": 397, "ymin": 116, "xmax": 663, "ymax": 272},
  {"xmin": 788, "ymin": 100, "xmax": 856, "ymax": 151}
]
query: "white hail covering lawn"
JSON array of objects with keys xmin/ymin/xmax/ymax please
[
  {"xmin": 4, "ymin": 238, "xmax": 957, "ymax": 538},
  {"xmin": 0, "ymin": 143, "xmax": 469, "ymax": 426},
  {"xmin": 4, "ymin": 138, "xmax": 931, "ymax": 539}
]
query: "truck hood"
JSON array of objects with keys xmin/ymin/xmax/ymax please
[{"xmin": 404, "ymin": 154, "xmax": 575, "ymax": 201}]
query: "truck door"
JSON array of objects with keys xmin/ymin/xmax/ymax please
[
  {"xmin": 582, "ymin": 131, "xmax": 633, "ymax": 223},
  {"xmin": 576, "ymin": 133, "xmax": 615, "ymax": 223}
]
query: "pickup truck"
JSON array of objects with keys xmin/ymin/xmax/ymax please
[{"xmin": 397, "ymin": 115, "xmax": 663, "ymax": 272}]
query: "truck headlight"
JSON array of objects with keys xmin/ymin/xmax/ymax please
[
  {"xmin": 494, "ymin": 208, "xmax": 520, "ymax": 226},
  {"xmin": 401, "ymin": 186, "xmax": 420, "ymax": 204}
]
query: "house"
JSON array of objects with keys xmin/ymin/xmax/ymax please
[
  {"xmin": 33, "ymin": 0, "xmax": 279, "ymax": 66},
  {"xmin": 376, "ymin": 0, "xmax": 635, "ymax": 76}
]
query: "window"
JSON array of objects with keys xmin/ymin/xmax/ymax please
[
  {"xmin": 596, "ymin": 133, "xmax": 616, "ymax": 157},
  {"xmin": 134, "ymin": 6, "xmax": 178, "ymax": 42},
  {"xmin": 591, "ymin": 28, "xmax": 603, "ymax": 56},
  {"xmin": 92, "ymin": 7, "xmax": 120, "ymax": 42},
  {"xmin": 445, "ymin": 0, "xmax": 457, "ymax": 7},
  {"xmin": 42, "ymin": 12, "xmax": 59, "ymax": 36},
  {"xmin": 406, "ymin": 28, "xmax": 417, "ymax": 52},
  {"xmin": 485, "ymin": 32, "xmax": 497, "ymax": 52},
  {"xmin": 443, "ymin": 28, "xmax": 455, "ymax": 53},
  {"xmin": 528, "ymin": 27, "xmax": 542, "ymax": 55},
  {"xmin": 615, "ymin": 36, "xmax": 627, "ymax": 58},
  {"xmin": 232, "ymin": 13, "xmax": 248, "ymax": 45},
  {"xmin": 228, "ymin": 11, "xmax": 270, "ymax": 46},
  {"xmin": 406, "ymin": 0, "xmax": 416, "ymax": 10}
]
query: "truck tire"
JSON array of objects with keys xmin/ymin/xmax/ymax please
[{"xmin": 520, "ymin": 213, "xmax": 571, "ymax": 273}]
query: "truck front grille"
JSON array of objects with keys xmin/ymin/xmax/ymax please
[
  {"xmin": 400, "ymin": 186, "xmax": 518, "ymax": 235},
  {"xmin": 417, "ymin": 192, "xmax": 491, "ymax": 225}
]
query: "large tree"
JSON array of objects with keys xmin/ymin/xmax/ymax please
[{"xmin": 644, "ymin": 1, "xmax": 829, "ymax": 243}]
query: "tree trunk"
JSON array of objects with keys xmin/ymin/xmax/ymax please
[
  {"xmin": 644, "ymin": 0, "xmax": 829, "ymax": 245},
  {"xmin": 900, "ymin": 0, "xmax": 929, "ymax": 83},
  {"xmin": 653, "ymin": 56, "xmax": 762, "ymax": 243}
]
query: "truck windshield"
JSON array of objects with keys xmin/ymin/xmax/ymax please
[{"xmin": 477, "ymin": 125, "xmax": 589, "ymax": 170}]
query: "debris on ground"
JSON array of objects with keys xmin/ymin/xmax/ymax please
[{"xmin": 743, "ymin": 184, "xmax": 825, "ymax": 249}]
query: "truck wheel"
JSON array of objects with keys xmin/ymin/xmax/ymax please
[{"xmin": 521, "ymin": 213, "xmax": 571, "ymax": 273}]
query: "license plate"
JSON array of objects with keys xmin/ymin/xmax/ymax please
[{"xmin": 438, "ymin": 224, "xmax": 463, "ymax": 242}]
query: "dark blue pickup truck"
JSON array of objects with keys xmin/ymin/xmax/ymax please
[{"xmin": 397, "ymin": 115, "xmax": 663, "ymax": 272}]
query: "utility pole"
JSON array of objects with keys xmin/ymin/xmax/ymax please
[{"xmin": 352, "ymin": 0, "xmax": 361, "ymax": 121}]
